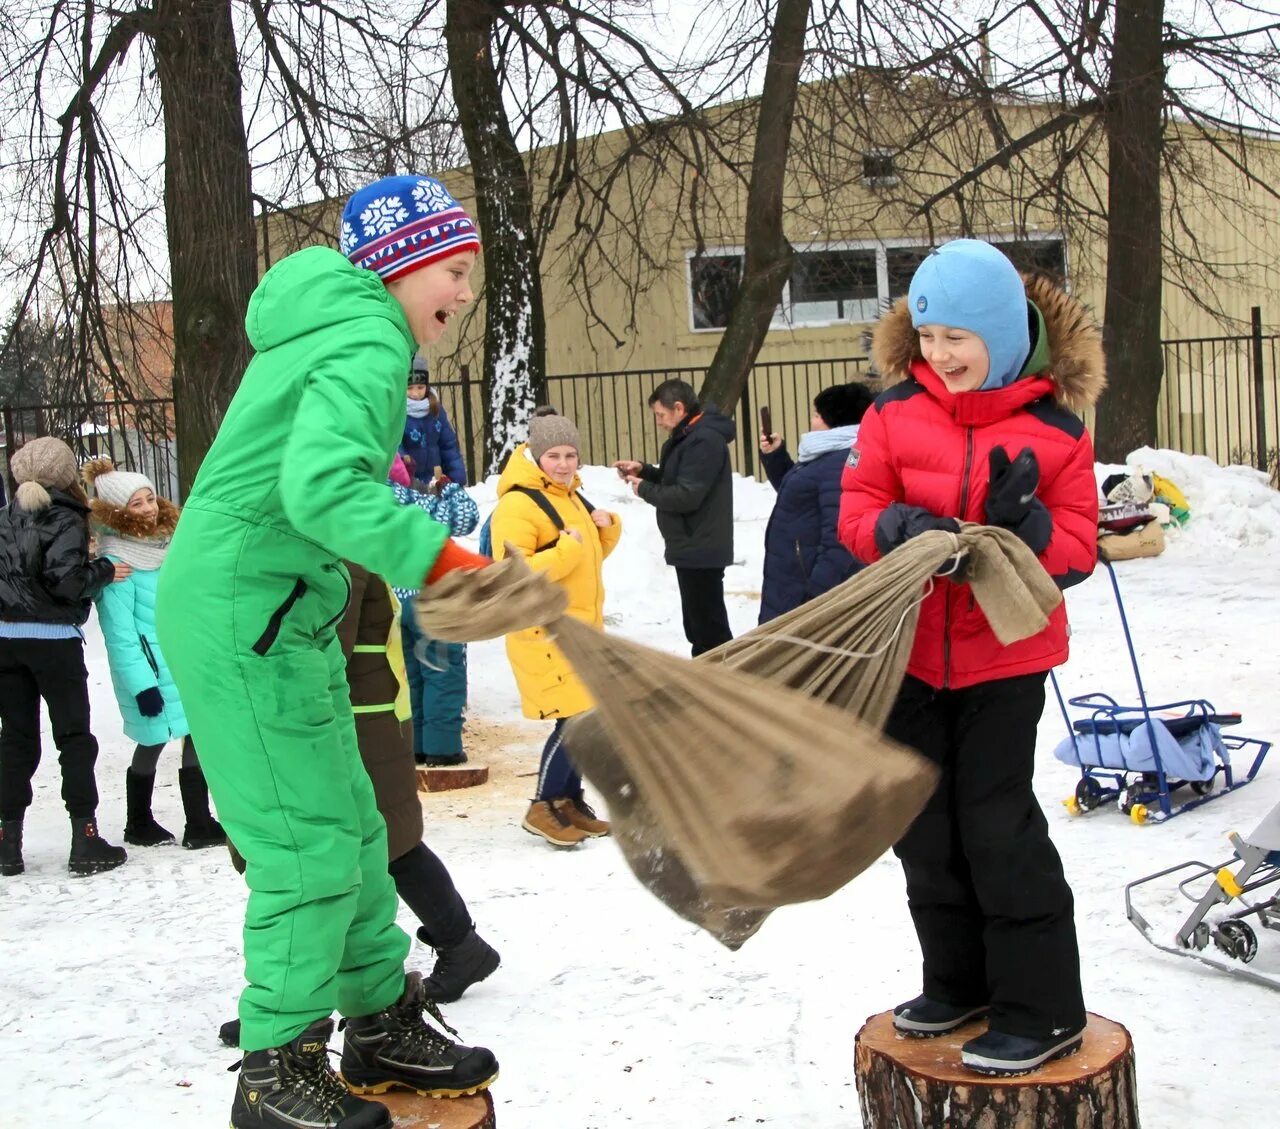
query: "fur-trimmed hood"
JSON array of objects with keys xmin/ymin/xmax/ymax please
[
  {"xmin": 89, "ymin": 495, "xmax": 180, "ymax": 540},
  {"xmin": 871, "ymin": 273, "xmax": 1106, "ymax": 413}
]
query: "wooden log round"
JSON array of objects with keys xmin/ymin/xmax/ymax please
[
  {"xmin": 417, "ymin": 764, "xmax": 490, "ymax": 793},
  {"xmin": 375, "ymin": 1088, "xmax": 495, "ymax": 1128},
  {"xmin": 854, "ymin": 1011, "xmax": 1139, "ymax": 1129}
]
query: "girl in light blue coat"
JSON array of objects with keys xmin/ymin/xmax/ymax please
[{"xmin": 84, "ymin": 459, "xmax": 224, "ymax": 849}]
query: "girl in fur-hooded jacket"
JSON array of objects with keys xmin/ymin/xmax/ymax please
[
  {"xmin": 84, "ymin": 459, "xmax": 224, "ymax": 850},
  {"xmin": 839, "ymin": 240, "xmax": 1104, "ymax": 1076}
]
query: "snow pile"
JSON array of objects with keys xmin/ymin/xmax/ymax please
[{"xmin": 1099, "ymin": 446, "xmax": 1280, "ymax": 553}]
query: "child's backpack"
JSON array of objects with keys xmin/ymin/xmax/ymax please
[{"xmin": 480, "ymin": 485, "xmax": 595, "ymax": 557}]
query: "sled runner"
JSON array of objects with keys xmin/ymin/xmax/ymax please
[
  {"xmin": 1123, "ymin": 798, "xmax": 1280, "ymax": 991},
  {"xmin": 1051, "ymin": 554, "xmax": 1269, "ymax": 823}
]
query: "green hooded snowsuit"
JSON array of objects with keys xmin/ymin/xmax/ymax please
[{"xmin": 155, "ymin": 246, "xmax": 449, "ymax": 1052}]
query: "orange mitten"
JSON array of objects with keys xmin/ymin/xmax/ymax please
[{"xmin": 425, "ymin": 540, "xmax": 492, "ymax": 586}]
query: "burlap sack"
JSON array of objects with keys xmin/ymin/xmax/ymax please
[{"xmin": 415, "ymin": 525, "xmax": 1060, "ymax": 947}]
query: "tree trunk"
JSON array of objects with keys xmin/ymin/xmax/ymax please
[
  {"xmin": 1095, "ymin": 0, "xmax": 1165, "ymax": 462},
  {"xmin": 151, "ymin": 0, "xmax": 256, "ymax": 499},
  {"xmin": 445, "ymin": 0, "xmax": 546, "ymax": 476},
  {"xmin": 698, "ymin": 0, "xmax": 812, "ymax": 415},
  {"xmin": 855, "ymin": 1011, "xmax": 1140, "ymax": 1129}
]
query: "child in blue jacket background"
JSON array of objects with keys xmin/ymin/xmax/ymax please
[
  {"xmin": 85, "ymin": 459, "xmax": 224, "ymax": 850},
  {"xmin": 401, "ymin": 353, "xmax": 467, "ymax": 486}
]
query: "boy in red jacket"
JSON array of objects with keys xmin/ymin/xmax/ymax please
[{"xmin": 839, "ymin": 239, "xmax": 1104, "ymax": 1075}]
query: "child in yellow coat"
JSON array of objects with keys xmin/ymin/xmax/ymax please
[{"xmin": 490, "ymin": 409, "xmax": 621, "ymax": 847}]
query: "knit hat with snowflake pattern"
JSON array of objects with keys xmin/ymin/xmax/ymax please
[{"xmin": 340, "ymin": 175, "xmax": 481, "ymax": 283}]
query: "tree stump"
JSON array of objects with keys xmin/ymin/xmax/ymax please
[
  {"xmin": 854, "ymin": 1011, "xmax": 1139, "ymax": 1129},
  {"xmin": 417, "ymin": 764, "xmax": 490, "ymax": 793},
  {"xmin": 376, "ymin": 1089, "xmax": 495, "ymax": 1128}
]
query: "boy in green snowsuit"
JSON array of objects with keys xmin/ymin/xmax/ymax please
[{"xmin": 156, "ymin": 175, "xmax": 493, "ymax": 1129}]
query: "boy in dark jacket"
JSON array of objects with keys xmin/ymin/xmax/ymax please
[
  {"xmin": 839, "ymin": 240, "xmax": 1104, "ymax": 1075},
  {"xmin": 401, "ymin": 354, "xmax": 467, "ymax": 486},
  {"xmin": 0, "ymin": 437, "xmax": 129, "ymax": 876},
  {"xmin": 758, "ymin": 382, "xmax": 874, "ymax": 622},
  {"xmin": 614, "ymin": 379, "xmax": 736, "ymax": 656}
]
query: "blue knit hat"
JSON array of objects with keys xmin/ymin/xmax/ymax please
[
  {"xmin": 907, "ymin": 239, "xmax": 1030, "ymax": 391},
  {"xmin": 340, "ymin": 175, "xmax": 480, "ymax": 283}
]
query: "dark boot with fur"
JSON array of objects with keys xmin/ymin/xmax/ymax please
[
  {"xmin": 123, "ymin": 768, "xmax": 175, "ymax": 846},
  {"xmin": 178, "ymin": 765, "xmax": 225, "ymax": 849}
]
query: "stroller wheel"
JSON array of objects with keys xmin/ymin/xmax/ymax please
[
  {"xmin": 1213, "ymin": 920, "xmax": 1259, "ymax": 963},
  {"xmin": 1074, "ymin": 777, "xmax": 1103, "ymax": 812}
]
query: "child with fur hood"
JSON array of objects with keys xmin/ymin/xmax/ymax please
[
  {"xmin": 83, "ymin": 459, "xmax": 224, "ymax": 850},
  {"xmin": 0, "ymin": 437, "xmax": 128, "ymax": 876},
  {"xmin": 839, "ymin": 240, "xmax": 1104, "ymax": 1076}
]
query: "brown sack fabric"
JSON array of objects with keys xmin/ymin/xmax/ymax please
[{"xmin": 415, "ymin": 526, "xmax": 1058, "ymax": 947}]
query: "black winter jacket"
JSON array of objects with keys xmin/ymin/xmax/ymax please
[
  {"xmin": 758, "ymin": 444, "xmax": 862, "ymax": 623},
  {"xmin": 0, "ymin": 487, "xmax": 115, "ymax": 626},
  {"xmin": 637, "ymin": 407, "xmax": 735, "ymax": 568}
]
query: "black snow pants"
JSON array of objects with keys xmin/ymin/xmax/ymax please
[{"xmin": 884, "ymin": 672, "xmax": 1086, "ymax": 1039}]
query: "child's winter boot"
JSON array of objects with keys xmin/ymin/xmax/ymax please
[
  {"xmin": 960, "ymin": 1024, "xmax": 1086, "ymax": 1076},
  {"xmin": 340, "ymin": 971, "xmax": 498, "ymax": 1098},
  {"xmin": 230, "ymin": 1017, "xmax": 391, "ymax": 1129},
  {"xmin": 0, "ymin": 819, "xmax": 24, "ymax": 876},
  {"xmin": 68, "ymin": 817, "xmax": 127, "ymax": 875},
  {"xmin": 417, "ymin": 925, "xmax": 501, "ymax": 1003},
  {"xmin": 521, "ymin": 800, "xmax": 587, "ymax": 847},
  {"xmin": 178, "ymin": 765, "xmax": 226, "ymax": 849},
  {"xmin": 123, "ymin": 767, "xmax": 176, "ymax": 846},
  {"xmin": 892, "ymin": 994, "xmax": 988, "ymax": 1037}
]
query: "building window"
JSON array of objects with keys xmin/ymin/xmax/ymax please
[
  {"xmin": 862, "ymin": 151, "xmax": 899, "ymax": 187},
  {"xmin": 685, "ymin": 235, "xmax": 1066, "ymax": 332},
  {"xmin": 789, "ymin": 249, "xmax": 880, "ymax": 325},
  {"xmin": 689, "ymin": 254, "xmax": 741, "ymax": 329}
]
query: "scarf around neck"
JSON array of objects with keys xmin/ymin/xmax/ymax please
[
  {"xmin": 406, "ymin": 397, "xmax": 434, "ymax": 419},
  {"xmin": 797, "ymin": 423, "xmax": 860, "ymax": 463},
  {"xmin": 97, "ymin": 530, "xmax": 171, "ymax": 571}
]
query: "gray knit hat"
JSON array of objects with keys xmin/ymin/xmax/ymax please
[
  {"xmin": 10, "ymin": 437, "xmax": 79, "ymax": 491},
  {"xmin": 528, "ymin": 410, "xmax": 581, "ymax": 461}
]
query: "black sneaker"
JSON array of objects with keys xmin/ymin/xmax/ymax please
[
  {"xmin": 961, "ymin": 1025, "xmax": 1085, "ymax": 1075},
  {"xmin": 340, "ymin": 972, "xmax": 498, "ymax": 1098},
  {"xmin": 68, "ymin": 818, "xmax": 127, "ymax": 876},
  {"xmin": 417, "ymin": 926, "xmax": 501, "ymax": 1004},
  {"xmin": 231, "ymin": 1018, "xmax": 390, "ymax": 1128},
  {"xmin": 892, "ymin": 994, "xmax": 988, "ymax": 1037},
  {"xmin": 0, "ymin": 820, "xmax": 23, "ymax": 876}
]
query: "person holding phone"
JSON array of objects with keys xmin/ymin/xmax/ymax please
[
  {"xmin": 757, "ymin": 383, "xmax": 874, "ymax": 622},
  {"xmin": 612, "ymin": 379, "xmax": 735, "ymax": 656}
]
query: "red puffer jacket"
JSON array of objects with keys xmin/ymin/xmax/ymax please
[{"xmin": 839, "ymin": 275, "xmax": 1106, "ymax": 690}]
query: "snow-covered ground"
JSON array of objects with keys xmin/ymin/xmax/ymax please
[{"xmin": 3, "ymin": 449, "xmax": 1278, "ymax": 1128}]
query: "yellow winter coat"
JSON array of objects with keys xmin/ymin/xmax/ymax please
[{"xmin": 491, "ymin": 444, "xmax": 621, "ymax": 719}]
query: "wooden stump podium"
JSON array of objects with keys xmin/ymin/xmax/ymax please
[
  {"xmin": 854, "ymin": 1011, "xmax": 1139, "ymax": 1129},
  {"xmin": 376, "ymin": 1089, "xmax": 495, "ymax": 1128},
  {"xmin": 416, "ymin": 764, "xmax": 490, "ymax": 793}
]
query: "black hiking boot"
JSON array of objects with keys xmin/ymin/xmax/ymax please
[
  {"xmin": 892, "ymin": 994, "xmax": 988, "ymax": 1037},
  {"xmin": 340, "ymin": 972, "xmax": 498, "ymax": 1098},
  {"xmin": 0, "ymin": 819, "xmax": 23, "ymax": 876},
  {"xmin": 123, "ymin": 768, "xmax": 176, "ymax": 846},
  {"xmin": 68, "ymin": 817, "xmax": 127, "ymax": 876},
  {"xmin": 179, "ymin": 765, "xmax": 226, "ymax": 849},
  {"xmin": 417, "ymin": 926, "xmax": 501, "ymax": 1004},
  {"xmin": 230, "ymin": 1018, "xmax": 391, "ymax": 1128}
]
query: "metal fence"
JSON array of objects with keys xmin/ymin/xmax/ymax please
[
  {"xmin": 1159, "ymin": 308, "xmax": 1277, "ymax": 473},
  {"xmin": 434, "ymin": 355, "xmax": 878, "ymax": 479},
  {"xmin": 3, "ymin": 318, "xmax": 1277, "ymax": 494},
  {"xmin": 1, "ymin": 398, "xmax": 179, "ymax": 500}
]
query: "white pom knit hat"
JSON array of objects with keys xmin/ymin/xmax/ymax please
[{"xmin": 82, "ymin": 458, "xmax": 155, "ymax": 508}]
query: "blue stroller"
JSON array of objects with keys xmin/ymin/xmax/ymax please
[{"xmin": 1052, "ymin": 554, "xmax": 1270, "ymax": 823}]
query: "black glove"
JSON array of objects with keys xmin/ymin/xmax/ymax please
[
  {"xmin": 136, "ymin": 687, "xmax": 164, "ymax": 717},
  {"xmin": 985, "ymin": 446, "xmax": 1052, "ymax": 554},
  {"xmin": 874, "ymin": 503, "xmax": 961, "ymax": 557}
]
